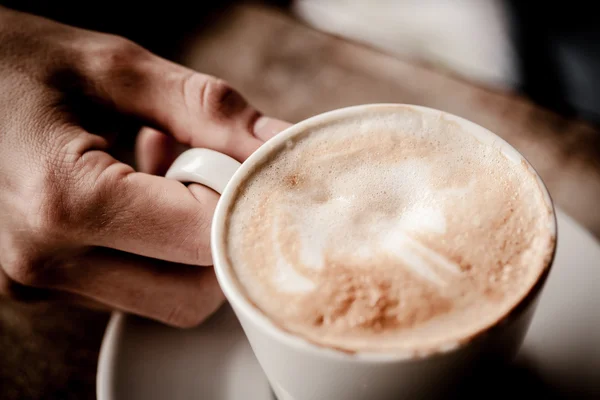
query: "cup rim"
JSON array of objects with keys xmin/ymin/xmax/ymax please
[{"xmin": 211, "ymin": 103, "xmax": 558, "ymax": 363}]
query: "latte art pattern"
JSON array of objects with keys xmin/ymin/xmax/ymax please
[
  {"xmin": 225, "ymin": 107, "xmax": 555, "ymax": 353},
  {"xmin": 273, "ymin": 160, "xmax": 471, "ymax": 291}
]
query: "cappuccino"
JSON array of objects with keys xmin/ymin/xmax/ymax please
[{"xmin": 224, "ymin": 106, "xmax": 555, "ymax": 354}]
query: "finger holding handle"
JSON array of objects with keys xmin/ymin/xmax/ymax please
[{"xmin": 166, "ymin": 148, "xmax": 242, "ymax": 194}]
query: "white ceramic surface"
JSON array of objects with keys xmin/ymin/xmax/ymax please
[
  {"xmin": 98, "ymin": 207, "xmax": 600, "ymax": 400},
  {"xmin": 166, "ymin": 104, "xmax": 557, "ymax": 400}
]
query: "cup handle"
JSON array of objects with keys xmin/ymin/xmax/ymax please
[{"xmin": 165, "ymin": 148, "xmax": 241, "ymax": 194}]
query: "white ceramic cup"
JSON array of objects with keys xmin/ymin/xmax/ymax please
[{"xmin": 165, "ymin": 104, "xmax": 557, "ymax": 400}]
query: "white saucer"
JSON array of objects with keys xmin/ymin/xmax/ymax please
[{"xmin": 97, "ymin": 208, "xmax": 600, "ymax": 399}]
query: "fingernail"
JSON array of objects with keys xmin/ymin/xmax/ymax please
[
  {"xmin": 253, "ymin": 116, "xmax": 269, "ymax": 132},
  {"xmin": 253, "ymin": 116, "xmax": 293, "ymax": 142}
]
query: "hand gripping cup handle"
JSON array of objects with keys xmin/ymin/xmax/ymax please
[
  {"xmin": 165, "ymin": 148, "xmax": 241, "ymax": 195},
  {"xmin": 164, "ymin": 148, "xmax": 290, "ymax": 398}
]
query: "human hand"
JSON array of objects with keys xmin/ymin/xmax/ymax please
[{"xmin": 0, "ymin": 6, "xmax": 291, "ymax": 327}]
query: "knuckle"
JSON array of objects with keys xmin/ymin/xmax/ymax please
[
  {"xmin": 1, "ymin": 248, "xmax": 44, "ymax": 287},
  {"xmin": 107, "ymin": 39, "xmax": 148, "ymax": 71},
  {"xmin": 104, "ymin": 36, "xmax": 147, "ymax": 64},
  {"xmin": 28, "ymin": 137, "xmax": 123, "ymax": 238},
  {"xmin": 80, "ymin": 35, "xmax": 149, "ymax": 80},
  {"xmin": 192, "ymin": 76, "xmax": 251, "ymax": 122},
  {"xmin": 0, "ymin": 271, "xmax": 39, "ymax": 301},
  {"xmin": 0, "ymin": 267, "xmax": 19, "ymax": 299},
  {"xmin": 164, "ymin": 304, "xmax": 206, "ymax": 329}
]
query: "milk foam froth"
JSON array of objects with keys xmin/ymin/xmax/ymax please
[{"xmin": 225, "ymin": 106, "xmax": 555, "ymax": 353}]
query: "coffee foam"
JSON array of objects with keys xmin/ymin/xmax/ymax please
[{"xmin": 225, "ymin": 106, "xmax": 555, "ymax": 353}]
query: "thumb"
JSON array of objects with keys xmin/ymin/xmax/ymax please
[{"xmin": 85, "ymin": 41, "xmax": 288, "ymax": 161}]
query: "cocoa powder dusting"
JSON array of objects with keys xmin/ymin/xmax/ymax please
[
  {"xmin": 285, "ymin": 173, "xmax": 301, "ymax": 187},
  {"xmin": 295, "ymin": 262, "xmax": 453, "ymax": 334}
]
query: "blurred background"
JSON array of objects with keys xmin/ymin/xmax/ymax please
[{"xmin": 1, "ymin": 0, "xmax": 600, "ymax": 399}]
